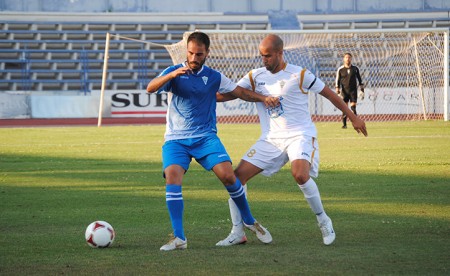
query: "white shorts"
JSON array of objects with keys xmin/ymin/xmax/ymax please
[{"xmin": 241, "ymin": 135, "xmax": 319, "ymax": 178}]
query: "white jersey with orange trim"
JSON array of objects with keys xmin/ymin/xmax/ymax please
[{"xmin": 237, "ymin": 63, "xmax": 325, "ymax": 139}]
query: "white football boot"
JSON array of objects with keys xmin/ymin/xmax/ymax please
[
  {"xmin": 319, "ymin": 217, "xmax": 336, "ymax": 245},
  {"xmin": 244, "ymin": 221, "xmax": 273, "ymax": 244},
  {"xmin": 160, "ymin": 235, "xmax": 187, "ymax": 251},
  {"xmin": 216, "ymin": 231, "xmax": 247, "ymax": 246}
]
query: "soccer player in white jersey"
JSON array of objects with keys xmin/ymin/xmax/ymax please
[
  {"xmin": 216, "ymin": 34, "xmax": 368, "ymax": 246},
  {"xmin": 146, "ymin": 32, "xmax": 279, "ymax": 251}
]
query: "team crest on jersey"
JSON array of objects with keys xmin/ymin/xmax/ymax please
[
  {"xmin": 202, "ymin": 76, "xmax": 208, "ymax": 85},
  {"xmin": 347, "ymin": 69, "xmax": 350, "ymax": 75},
  {"xmin": 279, "ymin": 80, "xmax": 285, "ymax": 89}
]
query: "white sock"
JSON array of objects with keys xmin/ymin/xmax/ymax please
[
  {"xmin": 298, "ymin": 178, "xmax": 328, "ymax": 224},
  {"xmin": 229, "ymin": 185, "xmax": 247, "ymax": 235}
]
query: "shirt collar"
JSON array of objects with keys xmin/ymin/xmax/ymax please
[{"xmin": 183, "ymin": 61, "xmax": 204, "ymax": 75}]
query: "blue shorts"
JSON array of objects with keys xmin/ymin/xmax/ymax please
[{"xmin": 162, "ymin": 135, "xmax": 232, "ymax": 173}]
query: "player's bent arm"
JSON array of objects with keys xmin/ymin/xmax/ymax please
[
  {"xmin": 228, "ymin": 86, "xmax": 279, "ymax": 107},
  {"xmin": 146, "ymin": 67, "xmax": 190, "ymax": 93},
  {"xmin": 146, "ymin": 74, "xmax": 172, "ymax": 93},
  {"xmin": 320, "ymin": 86, "xmax": 368, "ymax": 136}
]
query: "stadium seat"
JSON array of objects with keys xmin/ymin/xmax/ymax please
[{"xmin": 0, "ymin": 14, "xmax": 448, "ymax": 92}]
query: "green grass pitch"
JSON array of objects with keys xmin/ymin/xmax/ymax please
[{"xmin": 0, "ymin": 121, "xmax": 449, "ymax": 275}]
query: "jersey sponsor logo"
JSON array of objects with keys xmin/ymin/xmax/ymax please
[
  {"xmin": 217, "ymin": 154, "xmax": 228, "ymax": 158},
  {"xmin": 267, "ymin": 96, "xmax": 284, "ymax": 118},
  {"xmin": 180, "ymin": 76, "xmax": 189, "ymax": 79},
  {"xmin": 301, "ymin": 152, "xmax": 310, "ymax": 158},
  {"xmin": 257, "ymin": 82, "xmax": 265, "ymax": 86},
  {"xmin": 202, "ymin": 76, "xmax": 208, "ymax": 85},
  {"xmin": 347, "ymin": 69, "xmax": 350, "ymax": 74}
]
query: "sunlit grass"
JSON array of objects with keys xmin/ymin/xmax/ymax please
[{"xmin": 0, "ymin": 121, "xmax": 449, "ymax": 275}]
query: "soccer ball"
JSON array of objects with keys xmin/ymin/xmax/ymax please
[{"xmin": 85, "ymin": 221, "xmax": 115, "ymax": 248}]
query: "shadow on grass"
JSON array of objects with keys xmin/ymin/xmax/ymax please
[{"xmin": 1, "ymin": 152, "xmax": 449, "ymax": 275}]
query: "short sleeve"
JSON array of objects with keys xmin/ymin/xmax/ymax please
[
  {"xmin": 156, "ymin": 65, "xmax": 178, "ymax": 94},
  {"xmin": 301, "ymin": 69, "xmax": 325, "ymax": 94},
  {"xmin": 217, "ymin": 73, "xmax": 238, "ymax": 94}
]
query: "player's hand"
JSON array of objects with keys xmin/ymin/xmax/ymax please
[
  {"xmin": 336, "ymin": 88, "xmax": 344, "ymax": 99},
  {"xmin": 336, "ymin": 88, "xmax": 343, "ymax": 99},
  {"xmin": 358, "ymin": 91, "xmax": 365, "ymax": 101},
  {"xmin": 264, "ymin": 96, "xmax": 280, "ymax": 108},
  {"xmin": 351, "ymin": 116, "xmax": 368, "ymax": 137},
  {"xmin": 171, "ymin": 66, "xmax": 192, "ymax": 78}
]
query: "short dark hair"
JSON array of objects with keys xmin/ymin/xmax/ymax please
[
  {"xmin": 187, "ymin": 32, "xmax": 210, "ymax": 50},
  {"xmin": 344, "ymin": 52, "xmax": 352, "ymax": 57}
]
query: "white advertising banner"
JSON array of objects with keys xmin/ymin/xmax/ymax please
[
  {"xmin": 92, "ymin": 90, "xmax": 167, "ymax": 118},
  {"xmin": 93, "ymin": 87, "xmax": 441, "ymax": 118},
  {"xmin": 93, "ymin": 90, "xmax": 257, "ymax": 118},
  {"xmin": 30, "ymin": 95, "xmax": 102, "ymax": 118},
  {"xmin": 0, "ymin": 93, "xmax": 29, "ymax": 118},
  {"xmin": 316, "ymin": 87, "xmax": 441, "ymax": 115}
]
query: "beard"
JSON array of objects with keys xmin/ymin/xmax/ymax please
[
  {"xmin": 265, "ymin": 63, "xmax": 281, "ymax": 73},
  {"xmin": 188, "ymin": 58, "xmax": 206, "ymax": 71},
  {"xmin": 264, "ymin": 63, "xmax": 275, "ymax": 72}
]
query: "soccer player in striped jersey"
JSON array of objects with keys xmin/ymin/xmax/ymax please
[
  {"xmin": 216, "ymin": 34, "xmax": 367, "ymax": 247},
  {"xmin": 147, "ymin": 32, "xmax": 279, "ymax": 251}
]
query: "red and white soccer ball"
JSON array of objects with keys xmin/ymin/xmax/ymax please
[{"xmin": 85, "ymin": 221, "xmax": 115, "ymax": 248}]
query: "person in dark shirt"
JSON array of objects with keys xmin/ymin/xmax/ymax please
[{"xmin": 335, "ymin": 53, "xmax": 364, "ymax": 129}]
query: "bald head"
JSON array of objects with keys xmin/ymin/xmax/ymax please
[
  {"xmin": 260, "ymin": 34, "xmax": 284, "ymax": 52},
  {"xmin": 259, "ymin": 34, "xmax": 285, "ymax": 73}
]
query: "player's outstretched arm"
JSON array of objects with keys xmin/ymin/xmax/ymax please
[
  {"xmin": 228, "ymin": 86, "xmax": 279, "ymax": 107},
  {"xmin": 320, "ymin": 86, "xmax": 368, "ymax": 136},
  {"xmin": 216, "ymin": 92, "xmax": 238, "ymax": 102}
]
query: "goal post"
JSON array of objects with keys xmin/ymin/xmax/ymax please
[
  {"xmin": 96, "ymin": 33, "xmax": 172, "ymax": 127},
  {"xmin": 163, "ymin": 28, "xmax": 449, "ymax": 123},
  {"xmin": 444, "ymin": 30, "xmax": 449, "ymax": 121},
  {"xmin": 97, "ymin": 32, "xmax": 110, "ymax": 128}
]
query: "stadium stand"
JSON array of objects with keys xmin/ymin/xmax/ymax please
[
  {"xmin": 0, "ymin": 11, "xmax": 449, "ymax": 93},
  {"xmin": 0, "ymin": 18, "xmax": 271, "ymax": 92}
]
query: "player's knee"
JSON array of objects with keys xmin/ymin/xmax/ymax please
[
  {"xmin": 218, "ymin": 170, "xmax": 236, "ymax": 186},
  {"xmin": 164, "ymin": 166, "xmax": 184, "ymax": 184},
  {"xmin": 292, "ymin": 171, "xmax": 310, "ymax": 185},
  {"xmin": 165, "ymin": 173, "xmax": 183, "ymax": 184}
]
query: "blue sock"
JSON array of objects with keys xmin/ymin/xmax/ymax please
[
  {"xmin": 165, "ymin": 184, "xmax": 185, "ymax": 241},
  {"xmin": 226, "ymin": 179, "xmax": 255, "ymax": 225}
]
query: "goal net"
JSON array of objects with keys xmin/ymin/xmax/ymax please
[{"xmin": 163, "ymin": 29, "xmax": 449, "ymax": 123}]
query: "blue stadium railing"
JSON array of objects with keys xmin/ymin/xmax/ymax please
[
  {"xmin": 0, "ymin": 20, "xmax": 271, "ymax": 92},
  {"xmin": 1, "ymin": 17, "xmax": 448, "ymax": 92}
]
